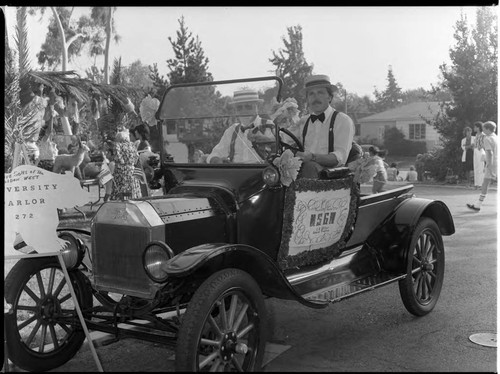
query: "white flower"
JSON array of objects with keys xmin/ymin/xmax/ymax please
[
  {"xmin": 271, "ymin": 98, "xmax": 301, "ymax": 129},
  {"xmin": 273, "ymin": 149, "xmax": 303, "ymax": 186},
  {"xmin": 140, "ymin": 95, "xmax": 160, "ymax": 126}
]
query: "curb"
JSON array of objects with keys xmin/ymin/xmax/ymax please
[{"xmin": 361, "ymin": 181, "xmax": 497, "ymax": 191}]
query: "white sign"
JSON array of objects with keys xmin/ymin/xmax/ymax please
[
  {"xmin": 4, "ymin": 165, "xmax": 91, "ymax": 255},
  {"xmin": 287, "ymin": 187, "xmax": 351, "ymax": 256}
]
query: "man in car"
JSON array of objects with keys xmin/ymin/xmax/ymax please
[
  {"xmin": 287, "ymin": 74, "xmax": 355, "ymax": 178},
  {"xmin": 207, "ymin": 89, "xmax": 274, "ymax": 164}
]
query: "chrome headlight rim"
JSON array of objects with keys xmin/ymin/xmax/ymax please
[
  {"xmin": 142, "ymin": 241, "xmax": 174, "ymax": 283},
  {"xmin": 57, "ymin": 232, "xmax": 85, "ymax": 270},
  {"xmin": 262, "ymin": 165, "xmax": 281, "ymax": 187}
]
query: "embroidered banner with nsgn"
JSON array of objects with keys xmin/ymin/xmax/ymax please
[{"xmin": 278, "ymin": 176, "xmax": 359, "ymax": 270}]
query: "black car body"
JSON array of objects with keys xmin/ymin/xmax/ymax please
[{"xmin": 5, "ymin": 77, "xmax": 455, "ymax": 372}]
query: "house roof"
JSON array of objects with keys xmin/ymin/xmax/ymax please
[{"xmin": 358, "ymin": 102, "xmax": 442, "ymax": 123}]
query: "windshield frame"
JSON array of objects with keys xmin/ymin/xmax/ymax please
[{"xmin": 154, "ymin": 76, "xmax": 284, "ymax": 166}]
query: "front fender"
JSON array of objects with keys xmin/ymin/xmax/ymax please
[
  {"xmin": 56, "ymin": 228, "xmax": 93, "ymax": 271},
  {"xmin": 164, "ymin": 243, "xmax": 327, "ymax": 309}
]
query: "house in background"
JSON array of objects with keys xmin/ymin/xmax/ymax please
[{"xmin": 357, "ymin": 102, "xmax": 442, "ymax": 150}]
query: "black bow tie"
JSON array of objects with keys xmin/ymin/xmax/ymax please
[
  {"xmin": 242, "ymin": 123, "xmax": 271, "ymax": 134},
  {"xmin": 310, "ymin": 113, "xmax": 325, "ymax": 123},
  {"xmin": 241, "ymin": 123, "xmax": 255, "ymax": 133}
]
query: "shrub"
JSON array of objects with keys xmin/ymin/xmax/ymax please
[
  {"xmin": 383, "ymin": 127, "xmax": 427, "ymax": 156},
  {"xmin": 421, "ymin": 148, "xmax": 457, "ymax": 181}
]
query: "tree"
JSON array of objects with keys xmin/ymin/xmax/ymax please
[
  {"xmin": 30, "ymin": 7, "xmax": 119, "ymax": 83},
  {"xmin": 269, "ymin": 25, "xmax": 314, "ymax": 112},
  {"xmin": 163, "ymin": 16, "xmax": 217, "ymax": 161},
  {"xmin": 166, "ymin": 16, "xmax": 213, "ymax": 84},
  {"xmin": 89, "ymin": 7, "xmax": 120, "ymax": 84},
  {"xmin": 148, "ymin": 63, "xmax": 168, "ymax": 100},
  {"xmin": 122, "ymin": 60, "xmax": 154, "ymax": 89},
  {"xmin": 5, "ymin": 7, "xmax": 44, "ymax": 171},
  {"xmin": 426, "ymin": 7, "xmax": 497, "ymax": 181},
  {"xmin": 383, "ymin": 127, "xmax": 426, "ymax": 156},
  {"xmin": 29, "ymin": 7, "xmax": 92, "ymax": 72},
  {"xmin": 401, "ymin": 87, "xmax": 453, "ymax": 104},
  {"xmin": 329, "ymin": 82, "xmax": 377, "ymax": 123},
  {"xmin": 373, "ymin": 65, "xmax": 403, "ymax": 112}
]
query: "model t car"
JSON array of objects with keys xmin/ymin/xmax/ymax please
[{"xmin": 4, "ymin": 77, "xmax": 455, "ymax": 372}]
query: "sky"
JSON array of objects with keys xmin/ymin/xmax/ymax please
[{"xmin": 4, "ymin": 6, "xmax": 485, "ymax": 99}]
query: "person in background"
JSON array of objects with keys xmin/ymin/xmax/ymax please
[
  {"xmin": 386, "ymin": 162, "xmax": 399, "ymax": 182},
  {"xmin": 193, "ymin": 149, "xmax": 207, "ymax": 163},
  {"xmin": 286, "ymin": 74, "xmax": 355, "ymax": 178},
  {"xmin": 36, "ymin": 100, "xmax": 59, "ymax": 171},
  {"xmin": 461, "ymin": 126, "xmax": 475, "ymax": 187},
  {"xmin": 100, "ymin": 141, "xmax": 115, "ymax": 202},
  {"xmin": 131, "ymin": 123, "xmax": 152, "ymax": 152},
  {"xmin": 110, "ymin": 128, "xmax": 142, "ymax": 200},
  {"xmin": 415, "ymin": 154, "xmax": 425, "ymax": 182},
  {"xmin": 472, "ymin": 121, "xmax": 486, "ymax": 189},
  {"xmin": 368, "ymin": 146, "xmax": 387, "ymax": 193},
  {"xmin": 405, "ymin": 166, "xmax": 418, "ymax": 182},
  {"xmin": 207, "ymin": 89, "xmax": 274, "ymax": 164},
  {"xmin": 467, "ymin": 121, "xmax": 497, "ymax": 212}
]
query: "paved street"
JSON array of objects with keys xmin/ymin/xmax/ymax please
[{"xmin": 6, "ymin": 183, "xmax": 497, "ymax": 372}]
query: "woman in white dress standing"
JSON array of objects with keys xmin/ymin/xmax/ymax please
[{"xmin": 472, "ymin": 121, "xmax": 486, "ymax": 189}]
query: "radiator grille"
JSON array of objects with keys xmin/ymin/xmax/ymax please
[{"xmin": 92, "ymin": 223, "xmax": 160, "ymax": 299}]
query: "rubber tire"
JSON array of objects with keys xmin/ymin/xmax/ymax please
[
  {"xmin": 398, "ymin": 217, "xmax": 445, "ymax": 316},
  {"xmin": 4, "ymin": 257, "xmax": 93, "ymax": 372},
  {"xmin": 175, "ymin": 268, "xmax": 267, "ymax": 372}
]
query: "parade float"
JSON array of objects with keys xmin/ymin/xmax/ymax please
[{"xmin": 4, "ymin": 76, "xmax": 455, "ymax": 372}]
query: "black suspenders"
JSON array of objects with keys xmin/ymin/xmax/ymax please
[
  {"xmin": 228, "ymin": 124, "xmax": 241, "ymax": 162},
  {"xmin": 302, "ymin": 110, "xmax": 339, "ymax": 153},
  {"xmin": 228, "ymin": 119, "xmax": 272, "ymax": 162}
]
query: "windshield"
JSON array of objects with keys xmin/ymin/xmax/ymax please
[{"xmin": 156, "ymin": 77, "xmax": 282, "ymax": 164}]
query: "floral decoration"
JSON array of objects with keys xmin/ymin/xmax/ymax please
[
  {"xmin": 271, "ymin": 97, "xmax": 301, "ymax": 129},
  {"xmin": 349, "ymin": 154, "xmax": 375, "ymax": 184},
  {"xmin": 272, "ymin": 149, "xmax": 303, "ymax": 186},
  {"xmin": 140, "ymin": 95, "xmax": 160, "ymax": 127}
]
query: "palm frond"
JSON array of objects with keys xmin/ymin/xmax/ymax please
[
  {"xmin": 4, "ymin": 46, "xmax": 21, "ymax": 116},
  {"xmin": 14, "ymin": 7, "xmax": 31, "ymax": 76},
  {"xmin": 14, "ymin": 6, "xmax": 34, "ymax": 107},
  {"xmin": 27, "ymin": 70, "xmax": 143, "ymax": 105}
]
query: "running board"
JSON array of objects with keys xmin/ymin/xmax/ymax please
[{"xmin": 302, "ymin": 272, "xmax": 406, "ymax": 303}]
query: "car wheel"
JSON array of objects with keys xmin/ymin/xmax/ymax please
[
  {"xmin": 175, "ymin": 268, "xmax": 267, "ymax": 372},
  {"xmin": 398, "ymin": 217, "xmax": 445, "ymax": 316},
  {"xmin": 4, "ymin": 257, "xmax": 93, "ymax": 372}
]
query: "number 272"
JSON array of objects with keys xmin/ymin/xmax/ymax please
[{"xmin": 15, "ymin": 214, "xmax": 33, "ymax": 219}]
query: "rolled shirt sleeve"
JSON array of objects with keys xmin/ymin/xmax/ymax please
[{"xmin": 331, "ymin": 112, "xmax": 354, "ymax": 166}]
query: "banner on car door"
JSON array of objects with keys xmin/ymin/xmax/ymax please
[{"xmin": 278, "ymin": 176, "xmax": 359, "ymax": 270}]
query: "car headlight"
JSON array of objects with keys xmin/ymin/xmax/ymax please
[
  {"xmin": 262, "ymin": 166, "xmax": 280, "ymax": 187},
  {"xmin": 58, "ymin": 232, "xmax": 84, "ymax": 270},
  {"xmin": 143, "ymin": 241, "xmax": 174, "ymax": 283}
]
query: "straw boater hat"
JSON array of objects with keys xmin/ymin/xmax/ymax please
[
  {"xmin": 231, "ymin": 89, "xmax": 264, "ymax": 105},
  {"xmin": 304, "ymin": 74, "xmax": 338, "ymax": 93}
]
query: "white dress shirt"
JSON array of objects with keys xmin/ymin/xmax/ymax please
[
  {"xmin": 207, "ymin": 116, "xmax": 272, "ymax": 164},
  {"xmin": 461, "ymin": 136, "xmax": 475, "ymax": 162},
  {"xmin": 290, "ymin": 106, "xmax": 355, "ymax": 166}
]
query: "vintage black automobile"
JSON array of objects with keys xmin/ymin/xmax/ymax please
[{"xmin": 5, "ymin": 77, "xmax": 455, "ymax": 372}]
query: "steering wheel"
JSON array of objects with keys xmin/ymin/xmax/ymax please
[{"xmin": 278, "ymin": 127, "xmax": 304, "ymax": 153}]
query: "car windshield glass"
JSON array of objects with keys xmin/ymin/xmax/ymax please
[{"xmin": 156, "ymin": 77, "xmax": 281, "ymax": 164}]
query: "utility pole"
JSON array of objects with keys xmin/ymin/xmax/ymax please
[{"xmin": 344, "ymin": 89, "xmax": 348, "ymax": 114}]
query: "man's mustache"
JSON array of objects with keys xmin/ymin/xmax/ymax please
[{"xmin": 312, "ymin": 100, "xmax": 322, "ymax": 105}]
